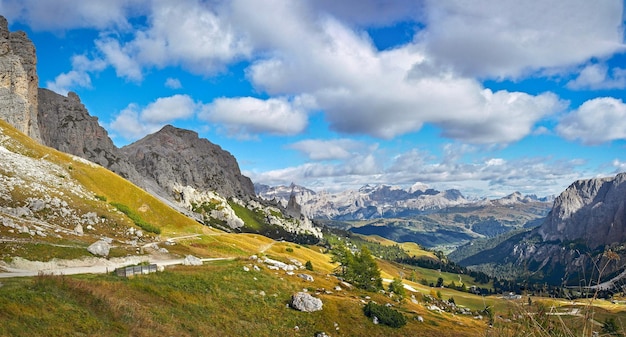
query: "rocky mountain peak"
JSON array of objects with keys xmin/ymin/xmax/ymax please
[
  {"xmin": 0, "ymin": 15, "xmax": 40, "ymax": 142},
  {"xmin": 122, "ymin": 125, "xmax": 255, "ymax": 200},
  {"xmin": 37, "ymin": 88, "xmax": 144, "ymax": 183},
  {"xmin": 537, "ymin": 172, "xmax": 626, "ymax": 248}
]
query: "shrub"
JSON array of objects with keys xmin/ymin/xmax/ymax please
[
  {"xmin": 110, "ymin": 202, "xmax": 161, "ymax": 234},
  {"xmin": 388, "ymin": 277, "xmax": 406, "ymax": 301},
  {"xmin": 305, "ymin": 260, "xmax": 314, "ymax": 271},
  {"xmin": 285, "ymin": 247, "xmax": 294, "ymax": 253},
  {"xmin": 363, "ymin": 302, "xmax": 407, "ymax": 328}
]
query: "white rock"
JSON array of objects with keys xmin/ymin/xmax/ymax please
[
  {"xmin": 182, "ymin": 255, "xmax": 203, "ymax": 266},
  {"xmin": 290, "ymin": 292, "xmax": 323, "ymax": 312},
  {"xmin": 298, "ymin": 273, "xmax": 314, "ymax": 282},
  {"xmin": 74, "ymin": 224, "xmax": 83, "ymax": 235},
  {"xmin": 87, "ymin": 240, "xmax": 110, "ymax": 257}
]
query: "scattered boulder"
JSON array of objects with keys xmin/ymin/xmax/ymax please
[
  {"xmin": 74, "ymin": 224, "xmax": 83, "ymax": 235},
  {"xmin": 297, "ymin": 273, "xmax": 314, "ymax": 282},
  {"xmin": 182, "ymin": 255, "xmax": 203, "ymax": 266},
  {"xmin": 316, "ymin": 331, "xmax": 331, "ymax": 337},
  {"xmin": 87, "ymin": 240, "xmax": 110, "ymax": 257},
  {"xmin": 290, "ymin": 292, "xmax": 323, "ymax": 312}
]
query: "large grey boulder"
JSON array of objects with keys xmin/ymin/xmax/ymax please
[
  {"xmin": 182, "ymin": 255, "xmax": 203, "ymax": 266},
  {"xmin": 290, "ymin": 292, "xmax": 323, "ymax": 312},
  {"xmin": 87, "ymin": 240, "xmax": 110, "ymax": 257}
]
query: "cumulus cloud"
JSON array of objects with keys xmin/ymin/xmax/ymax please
[
  {"xmin": 249, "ymin": 146, "xmax": 587, "ymax": 197},
  {"xmin": 1, "ymin": 0, "xmax": 144, "ymax": 31},
  {"xmin": 567, "ymin": 63, "xmax": 626, "ymax": 90},
  {"xmin": 109, "ymin": 95, "xmax": 197, "ymax": 141},
  {"xmin": 141, "ymin": 95, "xmax": 197, "ymax": 123},
  {"xmin": 164, "ymin": 78, "xmax": 182, "ymax": 89},
  {"xmin": 199, "ymin": 96, "xmax": 310, "ymax": 138},
  {"xmin": 96, "ymin": 1, "xmax": 251, "ymax": 80},
  {"xmin": 557, "ymin": 97, "xmax": 626, "ymax": 144},
  {"xmin": 45, "ymin": 55, "xmax": 106, "ymax": 94},
  {"xmin": 421, "ymin": 0, "xmax": 625, "ymax": 78},
  {"xmin": 247, "ymin": 13, "xmax": 566, "ymax": 143},
  {"xmin": 289, "ymin": 139, "xmax": 373, "ymax": 160}
]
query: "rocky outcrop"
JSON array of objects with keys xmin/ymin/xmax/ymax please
[
  {"xmin": 122, "ymin": 125, "xmax": 255, "ymax": 200},
  {"xmin": 290, "ymin": 292, "xmax": 323, "ymax": 312},
  {"xmin": 87, "ymin": 240, "xmax": 110, "ymax": 257},
  {"xmin": 0, "ymin": 16, "xmax": 40, "ymax": 141},
  {"xmin": 538, "ymin": 172, "xmax": 626, "ymax": 249},
  {"xmin": 37, "ymin": 88, "xmax": 144, "ymax": 183}
]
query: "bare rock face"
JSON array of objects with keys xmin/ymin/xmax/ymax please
[
  {"xmin": 537, "ymin": 172, "xmax": 626, "ymax": 249},
  {"xmin": 0, "ymin": 16, "xmax": 41, "ymax": 141},
  {"xmin": 37, "ymin": 88, "xmax": 144, "ymax": 183},
  {"xmin": 122, "ymin": 125, "xmax": 255, "ymax": 200},
  {"xmin": 460, "ymin": 172, "xmax": 626, "ymax": 286}
]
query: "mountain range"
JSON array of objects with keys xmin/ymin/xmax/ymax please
[
  {"xmin": 2, "ymin": 13, "xmax": 626, "ymax": 293},
  {"xmin": 454, "ymin": 172, "xmax": 626, "ymax": 286},
  {"xmin": 0, "ymin": 17, "xmax": 321, "ymax": 241},
  {"xmin": 256, "ymin": 182, "xmax": 553, "ymax": 250}
]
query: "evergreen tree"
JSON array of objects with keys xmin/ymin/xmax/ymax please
[
  {"xmin": 331, "ymin": 245, "xmax": 382, "ymax": 291},
  {"xmin": 388, "ymin": 277, "xmax": 406, "ymax": 301}
]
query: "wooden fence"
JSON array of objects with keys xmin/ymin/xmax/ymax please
[{"xmin": 115, "ymin": 264, "xmax": 158, "ymax": 277}]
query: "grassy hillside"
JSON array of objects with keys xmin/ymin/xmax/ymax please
[{"xmin": 2, "ymin": 120, "xmax": 626, "ymax": 336}]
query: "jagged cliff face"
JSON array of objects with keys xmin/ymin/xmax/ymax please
[
  {"xmin": 538, "ymin": 172, "xmax": 626, "ymax": 249},
  {"xmin": 122, "ymin": 125, "xmax": 255, "ymax": 200},
  {"xmin": 37, "ymin": 88, "xmax": 143, "ymax": 183},
  {"xmin": 459, "ymin": 172, "xmax": 626, "ymax": 285},
  {"xmin": 0, "ymin": 16, "xmax": 40, "ymax": 142}
]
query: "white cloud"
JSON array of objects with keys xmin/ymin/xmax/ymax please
[
  {"xmin": 289, "ymin": 139, "xmax": 372, "ymax": 160},
  {"xmin": 200, "ymin": 96, "xmax": 309, "ymax": 138},
  {"xmin": 164, "ymin": 78, "xmax": 182, "ymax": 89},
  {"xmin": 46, "ymin": 70, "xmax": 91, "ymax": 96},
  {"xmin": 613, "ymin": 159, "xmax": 626, "ymax": 173},
  {"xmin": 108, "ymin": 103, "xmax": 158, "ymax": 141},
  {"xmin": 247, "ymin": 14, "xmax": 566, "ymax": 144},
  {"xmin": 141, "ymin": 95, "xmax": 197, "ymax": 124},
  {"xmin": 421, "ymin": 0, "xmax": 625, "ymax": 78},
  {"xmin": 95, "ymin": 38, "xmax": 143, "ymax": 81},
  {"xmin": 557, "ymin": 97, "xmax": 626, "ymax": 144},
  {"xmin": 249, "ymin": 147, "xmax": 587, "ymax": 197},
  {"xmin": 1, "ymin": 0, "xmax": 145, "ymax": 31},
  {"xmin": 109, "ymin": 95, "xmax": 197, "ymax": 142},
  {"xmin": 567, "ymin": 63, "xmax": 626, "ymax": 90},
  {"xmin": 96, "ymin": 1, "xmax": 251, "ymax": 80},
  {"xmin": 45, "ymin": 55, "xmax": 106, "ymax": 94}
]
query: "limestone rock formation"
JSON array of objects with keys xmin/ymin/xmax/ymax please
[
  {"xmin": 0, "ymin": 16, "xmax": 40, "ymax": 141},
  {"xmin": 537, "ymin": 172, "xmax": 626, "ymax": 249},
  {"xmin": 122, "ymin": 125, "xmax": 255, "ymax": 200},
  {"xmin": 290, "ymin": 292, "xmax": 323, "ymax": 312},
  {"xmin": 37, "ymin": 89, "xmax": 144, "ymax": 182},
  {"xmin": 459, "ymin": 172, "xmax": 626, "ymax": 286}
]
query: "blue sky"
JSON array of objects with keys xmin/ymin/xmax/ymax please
[{"xmin": 3, "ymin": 0, "xmax": 626, "ymax": 198}]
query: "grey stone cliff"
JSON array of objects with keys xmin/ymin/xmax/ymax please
[
  {"xmin": 122, "ymin": 125, "xmax": 255, "ymax": 200},
  {"xmin": 37, "ymin": 88, "xmax": 144, "ymax": 183},
  {"xmin": 460, "ymin": 172, "xmax": 626, "ymax": 285},
  {"xmin": 537, "ymin": 172, "xmax": 626, "ymax": 249},
  {"xmin": 0, "ymin": 16, "xmax": 41, "ymax": 141}
]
